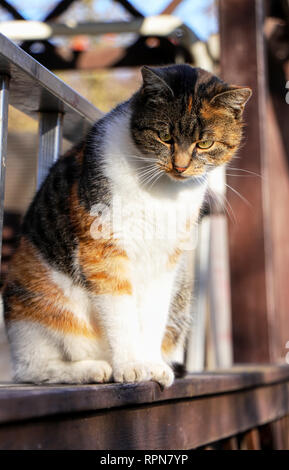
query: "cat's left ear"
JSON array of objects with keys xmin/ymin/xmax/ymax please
[
  {"xmin": 210, "ymin": 86, "xmax": 252, "ymax": 118},
  {"xmin": 141, "ymin": 66, "xmax": 174, "ymax": 100}
]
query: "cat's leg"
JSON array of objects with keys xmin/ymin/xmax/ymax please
[
  {"xmin": 162, "ymin": 252, "xmax": 194, "ymax": 368},
  {"xmin": 134, "ymin": 271, "xmax": 177, "ymax": 387},
  {"xmin": 92, "ymin": 273, "xmax": 176, "ymax": 388},
  {"xmin": 92, "ymin": 294, "xmax": 154, "ymax": 383},
  {"xmin": 3, "ymin": 269, "xmax": 113, "ymax": 384},
  {"xmin": 7, "ymin": 320, "xmax": 112, "ymax": 384}
]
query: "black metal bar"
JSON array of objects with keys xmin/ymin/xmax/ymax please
[
  {"xmin": 44, "ymin": 0, "xmax": 77, "ymax": 22},
  {"xmin": 0, "ymin": 0, "xmax": 25, "ymax": 20},
  {"xmin": 115, "ymin": 0, "xmax": 144, "ymax": 18}
]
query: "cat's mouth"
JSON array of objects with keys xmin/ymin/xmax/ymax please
[
  {"xmin": 157, "ymin": 162, "xmax": 206, "ymax": 182},
  {"xmin": 167, "ymin": 168, "xmax": 205, "ymax": 181},
  {"xmin": 168, "ymin": 172, "xmax": 190, "ymax": 181}
]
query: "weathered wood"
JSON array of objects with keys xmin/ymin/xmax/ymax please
[
  {"xmin": 219, "ymin": 0, "xmax": 273, "ymax": 362},
  {"xmin": 222, "ymin": 436, "xmax": 239, "ymax": 450},
  {"xmin": 0, "ymin": 375, "xmax": 288, "ymax": 449},
  {"xmin": 240, "ymin": 428, "xmax": 261, "ymax": 450},
  {"xmin": 264, "ymin": 99, "xmax": 289, "ymax": 362},
  {"xmin": 0, "ymin": 365, "xmax": 289, "ymax": 425}
]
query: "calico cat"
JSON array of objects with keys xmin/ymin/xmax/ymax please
[{"xmin": 3, "ymin": 65, "xmax": 251, "ymax": 386}]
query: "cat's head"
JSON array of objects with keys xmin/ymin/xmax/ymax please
[{"xmin": 130, "ymin": 64, "xmax": 251, "ymax": 182}]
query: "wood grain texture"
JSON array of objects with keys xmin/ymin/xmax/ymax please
[
  {"xmin": 239, "ymin": 428, "xmax": 261, "ymax": 450},
  {"xmin": 219, "ymin": 0, "xmax": 272, "ymax": 362},
  {"xmin": 1, "ymin": 365, "xmax": 289, "ymax": 425},
  {"xmin": 0, "ymin": 377, "xmax": 288, "ymax": 449}
]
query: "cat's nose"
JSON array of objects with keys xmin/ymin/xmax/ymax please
[
  {"xmin": 174, "ymin": 165, "xmax": 188, "ymax": 173},
  {"xmin": 173, "ymin": 145, "xmax": 191, "ymax": 173}
]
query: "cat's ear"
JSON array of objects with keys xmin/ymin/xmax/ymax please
[
  {"xmin": 210, "ymin": 86, "xmax": 252, "ymax": 118},
  {"xmin": 141, "ymin": 66, "xmax": 174, "ymax": 99}
]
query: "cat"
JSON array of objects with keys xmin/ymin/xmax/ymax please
[{"xmin": 2, "ymin": 65, "xmax": 251, "ymax": 387}]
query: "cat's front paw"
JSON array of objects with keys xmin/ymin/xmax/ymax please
[
  {"xmin": 113, "ymin": 362, "xmax": 151, "ymax": 384},
  {"xmin": 79, "ymin": 360, "xmax": 113, "ymax": 384},
  {"xmin": 113, "ymin": 361, "xmax": 174, "ymax": 388},
  {"xmin": 149, "ymin": 362, "xmax": 175, "ymax": 388}
]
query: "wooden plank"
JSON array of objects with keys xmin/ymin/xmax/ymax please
[
  {"xmin": 222, "ymin": 436, "xmax": 239, "ymax": 450},
  {"xmin": 240, "ymin": 428, "xmax": 261, "ymax": 450},
  {"xmin": 0, "ymin": 365, "xmax": 288, "ymax": 425},
  {"xmin": 264, "ymin": 98, "xmax": 289, "ymax": 362},
  {"xmin": 219, "ymin": 0, "xmax": 273, "ymax": 362},
  {"xmin": 0, "ymin": 379, "xmax": 288, "ymax": 450}
]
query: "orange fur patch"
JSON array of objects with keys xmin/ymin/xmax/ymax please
[
  {"xmin": 5, "ymin": 238, "xmax": 100, "ymax": 338},
  {"xmin": 8, "ymin": 295, "xmax": 99, "ymax": 338},
  {"xmin": 187, "ymin": 95, "xmax": 193, "ymax": 113},
  {"xmin": 167, "ymin": 247, "xmax": 183, "ymax": 269},
  {"xmin": 200, "ymin": 100, "xmax": 228, "ymax": 122},
  {"xmin": 162, "ymin": 326, "xmax": 178, "ymax": 356},
  {"xmin": 69, "ymin": 183, "xmax": 132, "ymax": 296}
]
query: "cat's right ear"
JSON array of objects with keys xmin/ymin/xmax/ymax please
[
  {"xmin": 141, "ymin": 66, "xmax": 174, "ymax": 100},
  {"xmin": 210, "ymin": 86, "xmax": 252, "ymax": 118}
]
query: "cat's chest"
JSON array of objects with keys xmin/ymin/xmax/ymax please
[{"xmin": 112, "ymin": 187, "xmax": 203, "ymax": 274}]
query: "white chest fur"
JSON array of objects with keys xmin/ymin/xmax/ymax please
[{"xmin": 101, "ymin": 110, "xmax": 208, "ymax": 280}]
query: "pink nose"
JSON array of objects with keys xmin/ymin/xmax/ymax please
[{"xmin": 174, "ymin": 165, "xmax": 188, "ymax": 173}]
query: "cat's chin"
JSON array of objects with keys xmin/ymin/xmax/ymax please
[{"xmin": 167, "ymin": 172, "xmax": 205, "ymax": 183}]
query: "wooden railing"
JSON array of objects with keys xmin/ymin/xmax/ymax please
[{"xmin": 0, "ymin": 365, "xmax": 288, "ymax": 449}]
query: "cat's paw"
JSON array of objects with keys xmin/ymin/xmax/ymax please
[
  {"xmin": 113, "ymin": 362, "xmax": 151, "ymax": 384},
  {"xmin": 79, "ymin": 360, "xmax": 113, "ymax": 384},
  {"xmin": 113, "ymin": 361, "xmax": 174, "ymax": 388},
  {"xmin": 148, "ymin": 362, "xmax": 174, "ymax": 388}
]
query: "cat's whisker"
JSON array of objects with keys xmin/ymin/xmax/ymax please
[
  {"xmin": 140, "ymin": 168, "xmax": 163, "ymax": 189},
  {"xmin": 225, "ymin": 173, "xmax": 259, "ymax": 177},
  {"xmin": 139, "ymin": 171, "xmax": 160, "ymax": 187},
  {"xmin": 136, "ymin": 163, "xmax": 158, "ymax": 172},
  {"xmin": 147, "ymin": 170, "xmax": 164, "ymax": 190},
  {"xmin": 224, "ymin": 183, "xmax": 252, "ymax": 207},
  {"xmin": 138, "ymin": 166, "xmax": 160, "ymax": 180},
  {"xmin": 125, "ymin": 154, "xmax": 158, "ymax": 163},
  {"xmin": 226, "ymin": 167, "xmax": 262, "ymax": 178},
  {"xmin": 206, "ymin": 188, "xmax": 236, "ymax": 225},
  {"xmin": 138, "ymin": 169, "xmax": 159, "ymax": 185},
  {"xmin": 222, "ymin": 196, "xmax": 237, "ymax": 225}
]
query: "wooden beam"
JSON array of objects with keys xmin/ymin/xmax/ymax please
[
  {"xmin": 161, "ymin": 0, "xmax": 184, "ymax": 15},
  {"xmin": 0, "ymin": 375, "xmax": 288, "ymax": 449},
  {"xmin": 219, "ymin": 0, "xmax": 273, "ymax": 362},
  {"xmin": 0, "ymin": 365, "xmax": 288, "ymax": 425}
]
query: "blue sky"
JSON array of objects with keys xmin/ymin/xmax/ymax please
[{"xmin": 1, "ymin": 0, "xmax": 217, "ymax": 40}]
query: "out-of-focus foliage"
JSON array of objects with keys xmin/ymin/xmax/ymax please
[
  {"xmin": 58, "ymin": 68, "xmax": 140, "ymax": 112},
  {"xmin": 9, "ymin": 67, "xmax": 140, "ymax": 133}
]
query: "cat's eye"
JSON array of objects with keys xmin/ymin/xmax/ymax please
[
  {"xmin": 159, "ymin": 131, "xmax": 172, "ymax": 142},
  {"xmin": 197, "ymin": 140, "xmax": 214, "ymax": 149}
]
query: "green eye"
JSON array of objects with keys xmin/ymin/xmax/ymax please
[
  {"xmin": 197, "ymin": 140, "xmax": 214, "ymax": 149},
  {"xmin": 159, "ymin": 131, "xmax": 172, "ymax": 142}
]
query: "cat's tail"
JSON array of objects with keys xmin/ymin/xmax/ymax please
[{"xmin": 172, "ymin": 362, "xmax": 187, "ymax": 378}]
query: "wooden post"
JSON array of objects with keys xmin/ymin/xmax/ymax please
[{"xmin": 219, "ymin": 0, "xmax": 274, "ymax": 363}]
